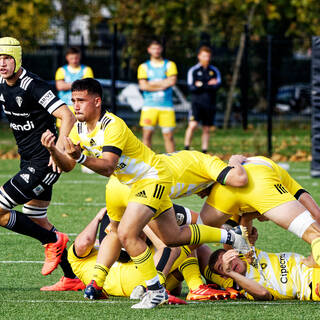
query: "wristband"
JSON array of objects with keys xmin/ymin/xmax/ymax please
[{"xmin": 76, "ymin": 153, "xmax": 87, "ymax": 164}]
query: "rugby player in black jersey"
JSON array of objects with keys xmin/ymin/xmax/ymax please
[{"xmin": 0, "ymin": 37, "xmax": 84, "ymax": 291}]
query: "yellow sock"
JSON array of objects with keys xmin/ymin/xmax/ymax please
[
  {"xmin": 132, "ymin": 247, "xmax": 158, "ymax": 287},
  {"xmin": 203, "ymin": 265, "xmax": 233, "ymax": 289},
  {"xmin": 166, "ymin": 273, "xmax": 181, "ymax": 292},
  {"xmin": 170, "ymin": 246, "xmax": 191, "ymax": 272},
  {"xmin": 179, "ymin": 257, "xmax": 203, "ymax": 290},
  {"xmin": 157, "ymin": 271, "xmax": 166, "ymax": 286},
  {"xmin": 92, "ymin": 263, "xmax": 109, "ymax": 287},
  {"xmin": 312, "ymin": 238, "xmax": 320, "ymax": 265},
  {"xmin": 189, "ymin": 224, "xmax": 230, "ymax": 245}
]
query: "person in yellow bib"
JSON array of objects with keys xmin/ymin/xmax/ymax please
[
  {"xmin": 200, "ymin": 156, "xmax": 320, "ymax": 269},
  {"xmin": 41, "ymin": 78, "xmax": 251, "ymax": 309},
  {"xmin": 138, "ymin": 40, "xmax": 178, "ymax": 153},
  {"xmin": 55, "ymin": 47, "xmax": 94, "ymax": 128},
  {"xmin": 210, "ymin": 247, "xmax": 320, "ymax": 301}
]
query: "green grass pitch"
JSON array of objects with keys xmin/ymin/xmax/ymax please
[{"xmin": 1, "ymin": 160, "xmax": 320, "ymax": 319}]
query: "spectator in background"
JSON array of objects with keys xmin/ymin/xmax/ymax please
[
  {"xmin": 55, "ymin": 47, "xmax": 94, "ymax": 127},
  {"xmin": 184, "ymin": 46, "xmax": 221, "ymax": 154},
  {"xmin": 137, "ymin": 40, "xmax": 178, "ymax": 153}
]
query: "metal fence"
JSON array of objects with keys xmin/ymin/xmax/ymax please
[{"xmin": 3, "ymin": 32, "xmax": 313, "ymax": 132}]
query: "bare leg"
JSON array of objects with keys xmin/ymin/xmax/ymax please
[
  {"xmin": 201, "ymin": 125, "xmax": 210, "ymax": 152},
  {"xmin": 184, "ymin": 120, "xmax": 198, "ymax": 148},
  {"xmin": 162, "ymin": 131, "xmax": 175, "ymax": 153},
  {"xmin": 142, "ymin": 128, "xmax": 154, "ymax": 149}
]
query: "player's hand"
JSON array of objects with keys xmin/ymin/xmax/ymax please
[
  {"xmin": 48, "ymin": 155, "xmax": 62, "ymax": 173},
  {"xmin": 208, "ymin": 78, "xmax": 218, "ymax": 85},
  {"xmin": 195, "ymin": 81, "xmax": 203, "ymax": 87},
  {"xmin": 302, "ymin": 255, "xmax": 318, "ymax": 267},
  {"xmin": 228, "ymin": 155, "xmax": 247, "ymax": 166},
  {"xmin": 41, "ymin": 129, "xmax": 56, "ymax": 151},
  {"xmin": 222, "ymin": 249, "xmax": 239, "ymax": 274},
  {"xmin": 64, "ymin": 137, "xmax": 82, "ymax": 160},
  {"xmin": 96, "ymin": 207, "xmax": 107, "ymax": 222}
]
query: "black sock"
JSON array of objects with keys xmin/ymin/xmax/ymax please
[
  {"xmin": 51, "ymin": 225, "xmax": 76, "ymax": 279},
  {"xmin": 59, "ymin": 248, "xmax": 76, "ymax": 279},
  {"xmin": 184, "ymin": 146, "xmax": 190, "ymax": 150},
  {"xmin": 202, "ymin": 149, "xmax": 207, "ymax": 154},
  {"xmin": 5, "ymin": 210, "xmax": 57, "ymax": 245},
  {"xmin": 147, "ymin": 281, "xmax": 162, "ymax": 291}
]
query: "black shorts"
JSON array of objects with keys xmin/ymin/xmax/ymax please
[
  {"xmin": 0, "ymin": 158, "xmax": 60, "ymax": 209},
  {"xmin": 189, "ymin": 102, "xmax": 216, "ymax": 126}
]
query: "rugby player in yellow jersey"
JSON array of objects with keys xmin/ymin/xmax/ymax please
[
  {"xmin": 210, "ymin": 247, "xmax": 320, "ymax": 301},
  {"xmin": 200, "ymin": 156, "xmax": 320, "ymax": 268},
  {"xmin": 41, "ymin": 78, "xmax": 251, "ymax": 309}
]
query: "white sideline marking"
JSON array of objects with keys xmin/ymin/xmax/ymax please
[
  {"xmin": 51, "ymin": 202, "xmax": 105, "ymax": 206},
  {"xmin": 295, "ymin": 175, "xmax": 311, "ymax": 180},
  {"xmin": 57, "ymin": 180, "xmax": 106, "ymax": 184},
  {"xmin": 0, "ymin": 261, "xmax": 43, "ymax": 263},
  {"xmin": 290, "ymin": 168, "xmax": 308, "ymax": 173}
]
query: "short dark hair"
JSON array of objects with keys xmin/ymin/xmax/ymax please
[
  {"xmin": 66, "ymin": 46, "xmax": 81, "ymax": 55},
  {"xmin": 208, "ymin": 248, "xmax": 226, "ymax": 273},
  {"xmin": 198, "ymin": 46, "xmax": 212, "ymax": 55},
  {"xmin": 71, "ymin": 78, "xmax": 103, "ymax": 98},
  {"xmin": 148, "ymin": 39, "xmax": 162, "ymax": 47}
]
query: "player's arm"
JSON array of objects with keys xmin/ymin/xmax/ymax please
[
  {"xmin": 222, "ymin": 250, "xmax": 272, "ymax": 300},
  {"xmin": 206, "ymin": 67, "xmax": 222, "ymax": 89},
  {"xmin": 139, "ymin": 79, "xmax": 172, "ymax": 91},
  {"xmin": 219, "ymin": 155, "xmax": 248, "ymax": 187},
  {"xmin": 297, "ymin": 191, "xmax": 320, "ymax": 223},
  {"xmin": 41, "ymin": 130, "xmax": 76, "ymax": 172},
  {"xmin": 55, "ymin": 67, "xmax": 72, "ymax": 91},
  {"xmin": 56, "ymin": 79, "xmax": 72, "ymax": 91},
  {"xmin": 74, "ymin": 207, "xmax": 107, "ymax": 257},
  {"xmin": 52, "ymin": 105, "xmax": 76, "ymax": 150},
  {"xmin": 187, "ymin": 68, "xmax": 202, "ymax": 92},
  {"xmin": 64, "ymin": 137, "xmax": 119, "ymax": 177}
]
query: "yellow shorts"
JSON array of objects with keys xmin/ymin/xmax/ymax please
[
  {"xmin": 68, "ymin": 244, "xmax": 146, "ymax": 296},
  {"xmin": 56, "ymin": 105, "xmax": 75, "ymax": 128},
  {"xmin": 250, "ymin": 156, "xmax": 303, "ymax": 196},
  {"xmin": 106, "ymin": 176, "xmax": 172, "ymax": 222},
  {"xmin": 139, "ymin": 107, "xmax": 176, "ymax": 129},
  {"xmin": 206, "ymin": 163, "xmax": 296, "ymax": 215}
]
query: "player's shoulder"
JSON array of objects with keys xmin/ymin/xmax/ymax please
[
  {"xmin": 138, "ymin": 61, "xmax": 148, "ymax": 69},
  {"xmin": 100, "ymin": 112, "xmax": 125, "ymax": 130},
  {"xmin": 188, "ymin": 63, "xmax": 201, "ymax": 73},
  {"xmin": 19, "ymin": 69, "xmax": 47, "ymax": 91}
]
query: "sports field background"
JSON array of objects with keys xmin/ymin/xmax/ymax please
[{"xmin": 0, "ymin": 126, "xmax": 320, "ymax": 319}]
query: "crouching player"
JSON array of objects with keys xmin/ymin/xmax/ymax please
[
  {"xmin": 68, "ymin": 207, "xmax": 189, "ymax": 304},
  {"xmin": 210, "ymin": 247, "xmax": 320, "ymax": 301}
]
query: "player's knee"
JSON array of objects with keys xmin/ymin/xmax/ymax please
[
  {"xmin": 0, "ymin": 212, "xmax": 10, "ymax": 226},
  {"xmin": 0, "ymin": 189, "xmax": 17, "ymax": 212},
  {"xmin": 117, "ymin": 228, "xmax": 131, "ymax": 247},
  {"xmin": 22, "ymin": 204, "xmax": 48, "ymax": 219}
]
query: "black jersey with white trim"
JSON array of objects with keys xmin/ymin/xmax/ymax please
[{"xmin": 0, "ymin": 68, "xmax": 65, "ymax": 160}]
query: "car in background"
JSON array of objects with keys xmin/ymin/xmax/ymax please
[
  {"xmin": 97, "ymin": 79, "xmax": 191, "ymax": 125},
  {"xmin": 275, "ymin": 83, "xmax": 311, "ymax": 115}
]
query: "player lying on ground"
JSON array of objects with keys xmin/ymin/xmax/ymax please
[
  {"xmin": 41, "ymin": 78, "xmax": 251, "ymax": 308},
  {"xmin": 0, "ymin": 37, "xmax": 83, "ymax": 291},
  {"xmin": 210, "ymin": 247, "xmax": 320, "ymax": 301},
  {"xmin": 200, "ymin": 156, "xmax": 320, "ymax": 267},
  {"xmin": 69, "ymin": 207, "xmax": 189, "ymax": 304}
]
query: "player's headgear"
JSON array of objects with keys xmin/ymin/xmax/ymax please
[{"xmin": 0, "ymin": 37, "xmax": 22, "ymax": 73}]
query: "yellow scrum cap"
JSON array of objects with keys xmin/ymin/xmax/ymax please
[{"xmin": 0, "ymin": 37, "xmax": 22, "ymax": 73}]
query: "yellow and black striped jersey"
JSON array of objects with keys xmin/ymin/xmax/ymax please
[
  {"xmin": 69, "ymin": 112, "xmax": 162, "ymax": 185},
  {"xmin": 244, "ymin": 247, "xmax": 312, "ymax": 300}
]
